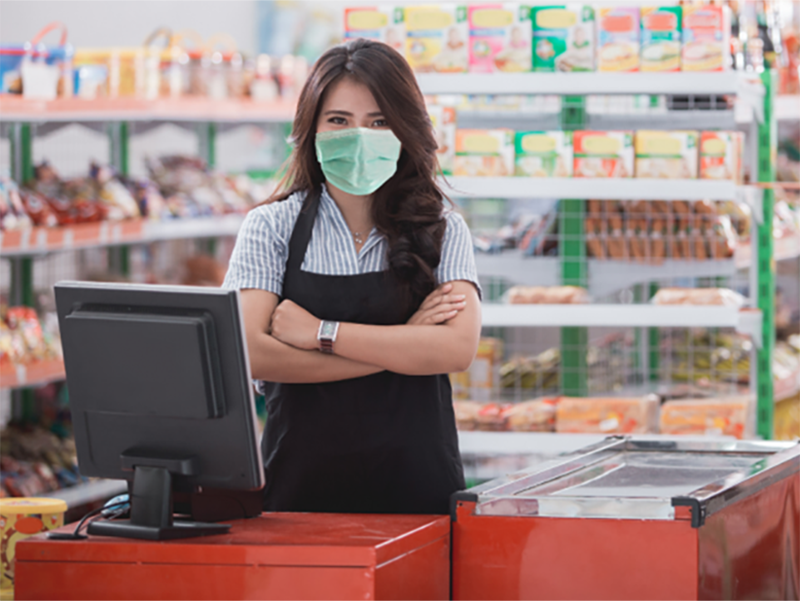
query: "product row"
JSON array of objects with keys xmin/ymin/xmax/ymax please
[
  {"xmin": 503, "ymin": 286, "xmax": 745, "ymax": 307},
  {"xmin": 0, "ymin": 306, "xmax": 61, "ymax": 367},
  {"xmin": 347, "ymin": 4, "xmax": 733, "ymax": 73}
]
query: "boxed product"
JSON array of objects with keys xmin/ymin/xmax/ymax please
[
  {"xmin": 700, "ymin": 131, "xmax": 743, "ymax": 183},
  {"xmin": 573, "ymin": 131, "xmax": 634, "ymax": 178},
  {"xmin": 682, "ymin": 5, "xmax": 728, "ymax": 71},
  {"xmin": 505, "ymin": 397, "xmax": 558, "ymax": 432},
  {"xmin": 468, "ymin": 4, "xmax": 532, "ymax": 73},
  {"xmin": 531, "ymin": 5, "xmax": 595, "ymax": 72},
  {"xmin": 469, "ymin": 337, "xmax": 503, "ymax": 401},
  {"xmin": 514, "ymin": 131, "xmax": 573, "ymax": 177},
  {"xmin": 404, "ymin": 4, "xmax": 469, "ymax": 73},
  {"xmin": 344, "ymin": 6, "xmax": 406, "ymax": 55},
  {"xmin": 454, "ymin": 129, "xmax": 515, "ymax": 176},
  {"xmin": 640, "ymin": 6, "xmax": 682, "ymax": 72},
  {"xmin": 429, "ymin": 104, "xmax": 456, "ymax": 175},
  {"xmin": 659, "ymin": 397, "xmax": 752, "ymax": 438},
  {"xmin": 634, "ymin": 130, "xmax": 699, "ymax": 179},
  {"xmin": 598, "ymin": 6, "xmax": 640, "ymax": 72},
  {"xmin": 556, "ymin": 395, "xmax": 659, "ymax": 434}
]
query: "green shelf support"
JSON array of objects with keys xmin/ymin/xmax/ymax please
[
  {"xmin": 10, "ymin": 122, "xmax": 34, "ymax": 184},
  {"xmin": 199, "ymin": 122, "xmax": 217, "ymax": 169},
  {"xmin": 756, "ymin": 70, "xmax": 776, "ymax": 439},
  {"xmin": 108, "ymin": 121, "xmax": 131, "ymax": 277},
  {"xmin": 648, "ymin": 283, "xmax": 660, "ymax": 384}
]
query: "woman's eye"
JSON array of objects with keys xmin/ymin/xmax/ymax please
[
  {"xmin": 372, "ymin": 119, "xmax": 388, "ymax": 127},
  {"xmin": 328, "ymin": 117, "xmax": 347, "ymax": 125}
]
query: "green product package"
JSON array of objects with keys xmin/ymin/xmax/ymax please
[
  {"xmin": 641, "ymin": 6, "xmax": 682, "ymax": 72},
  {"xmin": 532, "ymin": 5, "xmax": 595, "ymax": 72},
  {"xmin": 514, "ymin": 131, "xmax": 573, "ymax": 177}
]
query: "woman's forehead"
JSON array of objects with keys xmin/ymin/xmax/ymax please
[{"xmin": 322, "ymin": 78, "xmax": 381, "ymax": 114}]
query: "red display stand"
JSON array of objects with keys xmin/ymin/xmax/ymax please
[{"xmin": 15, "ymin": 513, "xmax": 450, "ymax": 600}]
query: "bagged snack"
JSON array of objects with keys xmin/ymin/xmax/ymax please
[
  {"xmin": 505, "ymin": 397, "xmax": 558, "ymax": 432},
  {"xmin": 404, "ymin": 5, "xmax": 469, "ymax": 73},
  {"xmin": 344, "ymin": 6, "xmax": 406, "ymax": 55},
  {"xmin": 700, "ymin": 131, "xmax": 743, "ymax": 183},
  {"xmin": 652, "ymin": 287, "xmax": 746, "ymax": 307},
  {"xmin": 640, "ymin": 6, "xmax": 682, "ymax": 72},
  {"xmin": 468, "ymin": 4, "xmax": 532, "ymax": 73},
  {"xmin": 469, "ymin": 337, "xmax": 503, "ymax": 401},
  {"xmin": 475, "ymin": 402, "xmax": 510, "ymax": 431},
  {"xmin": 453, "ymin": 400, "xmax": 482, "ymax": 430},
  {"xmin": 635, "ymin": 130, "xmax": 699, "ymax": 179},
  {"xmin": 428, "ymin": 104, "xmax": 456, "ymax": 176},
  {"xmin": 585, "ymin": 216, "xmax": 606, "ymax": 259},
  {"xmin": 556, "ymin": 395, "xmax": 659, "ymax": 434},
  {"xmin": 454, "ymin": 129, "xmax": 515, "ymax": 176},
  {"xmin": 659, "ymin": 397, "xmax": 751, "ymax": 438},
  {"xmin": 531, "ymin": 5, "xmax": 595, "ymax": 72},
  {"xmin": 573, "ymin": 131, "xmax": 633, "ymax": 178},
  {"xmin": 682, "ymin": 5, "xmax": 729, "ymax": 72},
  {"xmin": 507, "ymin": 285, "xmax": 590, "ymax": 304},
  {"xmin": 514, "ymin": 131, "xmax": 573, "ymax": 177},
  {"xmin": 598, "ymin": 6, "xmax": 640, "ymax": 72},
  {"xmin": 450, "ymin": 370, "xmax": 471, "ymax": 400}
]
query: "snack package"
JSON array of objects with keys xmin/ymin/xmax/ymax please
[
  {"xmin": 531, "ymin": 5, "xmax": 595, "ymax": 72},
  {"xmin": 344, "ymin": 6, "xmax": 406, "ymax": 55},
  {"xmin": 598, "ymin": 7, "xmax": 640, "ymax": 72},
  {"xmin": 682, "ymin": 5, "xmax": 729, "ymax": 71},
  {"xmin": 659, "ymin": 397, "xmax": 752, "ymax": 438},
  {"xmin": 505, "ymin": 397, "xmax": 558, "ymax": 432},
  {"xmin": 476, "ymin": 402, "xmax": 511, "ymax": 431},
  {"xmin": 468, "ymin": 4, "xmax": 533, "ymax": 73},
  {"xmin": 450, "ymin": 370, "xmax": 471, "ymax": 400},
  {"xmin": 700, "ymin": 131, "xmax": 743, "ymax": 183},
  {"xmin": 507, "ymin": 285, "xmax": 590, "ymax": 304},
  {"xmin": 641, "ymin": 6, "xmax": 682, "ymax": 72},
  {"xmin": 573, "ymin": 131, "xmax": 634, "ymax": 178},
  {"xmin": 469, "ymin": 337, "xmax": 503, "ymax": 401},
  {"xmin": 404, "ymin": 5, "xmax": 469, "ymax": 73},
  {"xmin": 634, "ymin": 130, "xmax": 699, "ymax": 179},
  {"xmin": 428, "ymin": 104, "xmax": 456, "ymax": 175},
  {"xmin": 556, "ymin": 395, "xmax": 659, "ymax": 434},
  {"xmin": 514, "ymin": 131, "xmax": 573, "ymax": 177},
  {"xmin": 453, "ymin": 399, "xmax": 482, "ymax": 430},
  {"xmin": 651, "ymin": 287, "xmax": 746, "ymax": 308},
  {"xmin": 454, "ymin": 129, "xmax": 515, "ymax": 176}
]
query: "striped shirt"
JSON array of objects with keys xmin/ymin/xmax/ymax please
[{"xmin": 223, "ymin": 184, "xmax": 481, "ymax": 297}]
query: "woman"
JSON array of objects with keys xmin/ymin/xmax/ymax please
[{"xmin": 223, "ymin": 39, "xmax": 481, "ymax": 515}]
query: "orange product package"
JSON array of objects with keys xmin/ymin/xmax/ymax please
[
  {"xmin": 454, "ymin": 129, "xmax": 515, "ymax": 176},
  {"xmin": 556, "ymin": 395, "xmax": 659, "ymax": 434},
  {"xmin": 504, "ymin": 397, "xmax": 558, "ymax": 432},
  {"xmin": 700, "ymin": 131, "xmax": 744, "ymax": 183},
  {"xmin": 573, "ymin": 131, "xmax": 633, "ymax": 178},
  {"xmin": 659, "ymin": 397, "xmax": 752, "ymax": 438}
]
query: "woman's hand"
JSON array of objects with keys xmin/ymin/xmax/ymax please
[
  {"xmin": 270, "ymin": 299, "xmax": 320, "ymax": 351},
  {"xmin": 406, "ymin": 283, "xmax": 467, "ymax": 326}
]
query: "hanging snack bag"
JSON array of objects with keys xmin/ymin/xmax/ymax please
[
  {"xmin": 344, "ymin": 6, "xmax": 406, "ymax": 55},
  {"xmin": 404, "ymin": 5, "xmax": 469, "ymax": 73},
  {"xmin": 682, "ymin": 5, "xmax": 729, "ymax": 71},
  {"xmin": 640, "ymin": 6, "xmax": 682, "ymax": 72},
  {"xmin": 635, "ymin": 130, "xmax": 698, "ymax": 179},
  {"xmin": 429, "ymin": 104, "xmax": 457, "ymax": 175},
  {"xmin": 531, "ymin": 5, "xmax": 595, "ymax": 72},
  {"xmin": 468, "ymin": 4, "xmax": 532, "ymax": 73},
  {"xmin": 514, "ymin": 131, "xmax": 573, "ymax": 177},
  {"xmin": 598, "ymin": 7, "xmax": 640, "ymax": 72},
  {"xmin": 700, "ymin": 131, "xmax": 743, "ymax": 182},
  {"xmin": 573, "ymin": 131, "xmax": 633, "ymax": 178},
  {"xmin": 454, "ymin": 129, "xmax": 515, "ymax": 176}
]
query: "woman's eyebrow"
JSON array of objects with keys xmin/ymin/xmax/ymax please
[{"xmin": 323, "ymin": 110, "xmax": 385, "ymax": 117}]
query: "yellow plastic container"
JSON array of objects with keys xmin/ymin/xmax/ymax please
[{"xmin": 0, "ymin": 498, "xmax": 67, "ymax": 600}]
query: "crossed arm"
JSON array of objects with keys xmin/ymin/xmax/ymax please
[{"xmin": 240, "ymin": 280, "xmax": 481, "ymax": 384}]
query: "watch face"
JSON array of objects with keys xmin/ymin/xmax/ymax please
[{"xmin": 320, "ymin": 321, "xmax": 336, "ymax": 338}]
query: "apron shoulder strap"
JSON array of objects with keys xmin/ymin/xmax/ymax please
[{"xmin": 286, "ymin": 187, "xmax": 322, "ymax": 275}]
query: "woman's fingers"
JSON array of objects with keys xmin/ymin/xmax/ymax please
[{"xmin": 422, "ymin": 300, "xmax": 466, "ymax": 324}]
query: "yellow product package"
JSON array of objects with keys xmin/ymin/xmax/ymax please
[
  {"xmin": 343, "ymin": 6, "xmax": 406, "ymax": 55},
  {"xmin": 514, "ymin": 131, "xmax": 573, "ymax": 177},
  {"xmin": 404, "ymin": 5, "xmax": 469, "ymax": 73},
  {"xmin": 455, "ymin": 129, "xmax": 515, "ymax": 176},
  {"xmin": 429, "ymin": 104, "xmax": 457, "ymax": 175},
  {"xmin": 700, "ymin": 131, "xmax": 743, "ymax": 183},
  {"xmin": 468, "ymin": 337, "xmax": 503, "ymax": 401},
  {"xmin": 573, "ymin": 131, "xmax": 634, "ymax": 178},
  {"xmin": 635, "ymin": 130, "xmax": 699, "ymax": 179}
]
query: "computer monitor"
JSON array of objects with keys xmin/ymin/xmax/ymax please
[{"xmin": 54, "ymin": 281, "xmax": 265, "ymax": 541}]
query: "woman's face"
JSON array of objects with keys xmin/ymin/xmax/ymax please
[{"xmin": 317, "ymin": 77, "xmax": 389, "ymax": 133}]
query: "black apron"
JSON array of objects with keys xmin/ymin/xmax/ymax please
[{"xmin": 260, "ymin": 187, "xmax": 465, "ymax": 514}]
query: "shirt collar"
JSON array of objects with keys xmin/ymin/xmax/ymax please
[{"xmin": 319, "ymin": 183, "xmax": 382, "ymax": 254}]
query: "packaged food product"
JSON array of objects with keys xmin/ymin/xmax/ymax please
[
  {"xmin": 640, "ymin": 6, "xmax": 682, "ymax": 72},
  {"xmin": 450, "ymin": 370, "xmax": 471, "ymax": 400},
  {"xmin": 453, "ymin": 399, "xmax": 482, "ymax": 430},
  {"xmin": 507, "ymin": 285, "xmax": 590, "ymax": 304},
  {"xmin": 428, "ymin": 104, "xmax": 456, "ymax": 175},
  {"xmin": 344, "ymin": 6, "xmax": 406, "ymax": 55},
  {"xmin": 598, "ymin": 7, "xmax": 640, "ymax": 72},
  {"xmin": 531, "ymin": 5, "xmax": 595, "ymax": 72},
  {"xmin": 700, "ymin": 131, "xmax": 743, "ymax": 183},
  {"xmin": 404, "ymin": 5, "xmax": 469, "ymax": 73},
  {"xmin": 514, "ymin": 131, "xmax": 573, "ymax": 177},
  {"xmin": 505, "ymin": 397, "xmax": 558, "ymax": 431},
  {"xmin": 585, "ymin": 216, "xmax": 606, "ymax": 259},
  {"xmin": 556, "ymin": 395, "xmax": 659, "ymax": 434},
  {"xmin": 469, "ymin": 337, "xmax": 503, "ymax": 401},
  {"xmin": 659, "ymin": 397, "xmax": 751, "ymax": 438},
  {"xmin": 454, "ymin": 129, "xmax": 515, "ymax": 176},
  {"xmin": 573, "ymin": 131, "xmax": 633, "ymax": 178},
  {"xmin": 651, "ymin": 287, "xmax": 746, "ymax": 308},
  {"xmin": 682, "ymin": 5, "xmax": 729, "ymax": 72},
  {"xmin": 468, "ymin": 4, "xmax": 532, "ymax": 73},
  {"xmin": 476, "ymin": 402, "xmax": 510, "ymax": 431},
  {"xmin": 634, "ymin": 130, "xmax": 699, "ymax": 179}
]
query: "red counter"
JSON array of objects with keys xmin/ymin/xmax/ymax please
[{"xmin": 15, "ymin": 512, "xmax": 450, "ymax": 600}]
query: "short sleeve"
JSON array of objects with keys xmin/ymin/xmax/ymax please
[
  {"xmin": 222, "ymin": 207, "xmax": 287, "ymax": 296},
  {"xmin": 435, "ymin": 211, "xmax": 482, "ymax": 299}
]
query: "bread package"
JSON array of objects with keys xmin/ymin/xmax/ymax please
[
  {"xmin": 556, "ymin": 395, "xmax": 659, "ymax": 434},
  {"xmin": 453, "ymin": 400, "xmax": 482, "ymax": 430},
  {"xmin": 507, "ymin": 285, "xmax": 590, "ymax": 304},
  {"xmin": 659, "ymin": 396, "xmax": 751, "ymax": 438},
  {"xmin": 505, "ymin": 397, "xmax": 558, "ymax": 432},
  {"xmin": 652, "ymin": 287, "xmax": 746, "ymax": 307}
]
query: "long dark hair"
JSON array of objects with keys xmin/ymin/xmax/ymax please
[{"xmin": 270, "ymin": 39, "xmax": 447, "ymax": 310}]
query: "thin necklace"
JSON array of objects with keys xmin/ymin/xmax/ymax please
[{"xmin": 352, "ymin": 231, "xmax": 364, "ymax": 245}]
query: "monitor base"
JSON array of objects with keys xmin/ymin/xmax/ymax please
[{"xmin": 88, "ymin": 519, "xmax": 230, "ymax": 541}]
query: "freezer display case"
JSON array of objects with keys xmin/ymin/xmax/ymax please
[{"xmin": 452, "ymin": 436, "xmax": 799, "ymax": 600}]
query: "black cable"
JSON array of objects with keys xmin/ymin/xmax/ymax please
[{"xmin": 46, "ymin": 500, "xmax": 129, "ymax": 540}]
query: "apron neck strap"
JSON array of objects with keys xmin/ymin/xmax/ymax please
[{"xmin": 286, "ymin": 186, "xmax": 322, "ymax": 275}]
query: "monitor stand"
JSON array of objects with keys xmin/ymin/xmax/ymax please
[{"xmin": 88, "ymin": 465, "xmax": 231, "ymax": 541}]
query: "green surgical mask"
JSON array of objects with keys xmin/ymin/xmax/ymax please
[{"xmin": 315, "ymin": 127, "xmax": 402, "ymax": 196}]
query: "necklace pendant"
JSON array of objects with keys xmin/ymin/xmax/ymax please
[{"xmin": 353, "ymin": 232, "xmax": 363, "ymax": 245}]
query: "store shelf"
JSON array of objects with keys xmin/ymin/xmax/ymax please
[
  {"xmin": 0, "ymin": 95, "xmax": 296, "ymax": 123},
  {"xmin": 0, "ymin": 214, "xmax": 246, "ymax": 257},
  {"xmin": 0, "ymin": 358, "xmax": 66, "ymax": 389},
  {"xmin": 735, "ymin": 233, "xmax": 800, "ymax": 268}
]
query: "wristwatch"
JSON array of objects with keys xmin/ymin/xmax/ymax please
[{"xmin": 317, "ymin": 320, "xmax": 340, "ymax": 354}]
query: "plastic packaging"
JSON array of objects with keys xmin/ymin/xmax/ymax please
[
  {"xmin": 556, "ymin": 395, "xmax": 659, "ymax": 434},
  {"xmin": 659, "ymin": 397, "xmax": 752, "ymax": 438}
]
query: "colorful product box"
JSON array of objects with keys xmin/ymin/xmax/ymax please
[
  {"xmin": 404, "ymin": 4, "xmax": 469, "ymax": 73},
  {"xmin": 640, "ymin": 6, "xmax": 682, "ymax": 72},
  {"xmin": 700, "ymin": 131, "xmax": 743, "ymax": 183},
  {"xmin": 573, "ymin": 131, "xmax": 633, "ymax": 178},
  {"xmin": 634, "ymin": 130, "xmax": 698, "ymax": 179},
  {"xmin": 531, "ymin": 5, "xmax": 595, "ymax": 72},
  {"xmin": 344, "ymin": 7, "xmax": 406, "ymax": 54},
  {"xmin": 682, "ymin": 5, "xmax": 728, "ymax": 71},
  {"xmin": 514, "ymin": 131, "xmax": 573, "ymax": 177},
  {"xmin": 469, "ymin": 337, "xmax": 503, "ymax": 401},
  {"xmin": 598, "ymin": 6, "xmax": 640, "ymax": 72},
  {"xmin": 455, "ymin": 129, "xmax": 515, "ymax": 176},
  {"xmin": 428, "ymin": 104, "xmax": 456, "ymax": 175},
  {"xmin": 468, "ymin": 4, "xmax": 532, "ymax": 73}
]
